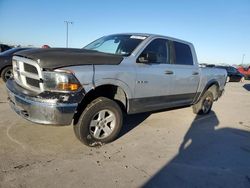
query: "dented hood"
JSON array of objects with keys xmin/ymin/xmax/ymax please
[{"xmin": 14, "ymin": 48, "xmax": 123, "ymax": 70}]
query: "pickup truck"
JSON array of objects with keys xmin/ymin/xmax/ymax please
[{"xmin": 6, "ymin": 33, "xmax": 227, "ymax": 146}]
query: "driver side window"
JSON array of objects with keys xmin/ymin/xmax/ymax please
[{"xmin": 140, "ymin": 39, "xmax": 169, "ymax": 64}]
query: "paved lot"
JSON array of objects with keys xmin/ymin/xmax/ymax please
[{"xmin": 0, "ymin": 80, "xmax": 250, "ymax": 188}]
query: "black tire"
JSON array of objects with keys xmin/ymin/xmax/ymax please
[
  {"xmin": 192, "ymin": 90, "xmax": 214, "ymax": 115},
  {"xmin": 1, "ymin": 66, "xmax": 13, "ymax": 82},
  {"xmin": 73, "ymin": 97, "xmax": 123, "ymax": 147}
]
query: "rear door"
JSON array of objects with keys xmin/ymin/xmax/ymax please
[{"xmin": 167, "ymin": 41, "xmax": 200, "ymax": 104}]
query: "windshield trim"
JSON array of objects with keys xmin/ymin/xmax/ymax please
[{"xmin": 83, "ymin": 34, "xmax": 148, "ymax": 57}]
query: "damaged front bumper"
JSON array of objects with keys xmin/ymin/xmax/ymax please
[{"xmin": 6, "ymin": 79, "xmax": 84, "ymax": 125}]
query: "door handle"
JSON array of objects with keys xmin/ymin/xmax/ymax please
[
  {"xmin": 192, "ymin": 72, "xmax": 199, "ymax": 75},
  {"xmin": 165, "ymin": 70, "xmax": 174, "ymax": 75}
]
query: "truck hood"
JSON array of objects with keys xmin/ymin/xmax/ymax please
[{"xmin": 14, "ymin": 48, "xmax": 123, "ymax": 70}]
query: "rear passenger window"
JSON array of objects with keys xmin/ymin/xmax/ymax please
[{"xmin": 173, "ymin": 42, "xmax": 193, "ymax": 65}]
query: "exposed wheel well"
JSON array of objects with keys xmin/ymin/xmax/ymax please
[
  {"xmin": 207, "ymin": 83, "xmax": 220, "ymax": 100},
  {"xmin": 73, "ymin": 84, "xmax": 127, "ymax": 125}
]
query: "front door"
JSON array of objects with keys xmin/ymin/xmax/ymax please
[{"xmin": 131, "ymin": 38, "xmax": 173, "ymax": 113}]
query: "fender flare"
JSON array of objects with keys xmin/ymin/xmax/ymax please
[
  {"xmin": 193, "ymin": 79, "xmax": 219, "ymax": 104},
  {"xmin": 93, "ymin": 78, "xmax": 133, "ymax": 99}
]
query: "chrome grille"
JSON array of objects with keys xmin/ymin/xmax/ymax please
[
  {"xmin": 24, "ymin": 63, "xmax": 38, "ymax": 74},
  {"xmin": 12, "ymin": 56, "xmax": 44, "ymax": 92}
]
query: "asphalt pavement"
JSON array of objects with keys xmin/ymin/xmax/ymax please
[{"xmin": 0, "ymin": 80, "xmax": 250, "ymax": 188}]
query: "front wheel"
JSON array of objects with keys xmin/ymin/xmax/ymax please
[
  {"xmin": 192, "ymin": 90, "xmax": 214, "ymax": 115},
  {"xmin": 1, "ymin": 66, "xmax": 13, "ymax": 82},
  {"xmin": 73, "ymin": 97, "xmax": 123, "ymax": 146}
]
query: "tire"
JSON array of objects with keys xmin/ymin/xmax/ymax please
[
  {"xmin": 1, "ymin": 66, "xmax": 13, "ymax": 82},
  {"xmin": 192, "ymin": 90, "xmax": 214, "ymax": 115},
  {"xmin": 73, "ymin": 97, "xmax": 123, "ymax": 147}
]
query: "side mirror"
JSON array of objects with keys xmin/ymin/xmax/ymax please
[{"xmin": 137, "ymin": 52, "xmax": 157, "ymax": 63}]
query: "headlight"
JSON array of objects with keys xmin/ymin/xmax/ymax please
[{"xmin": 43, "ymin": 70, "xmax": 81, "ymax": 92}]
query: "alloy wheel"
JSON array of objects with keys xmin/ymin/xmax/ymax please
[{"xmin": 89, "ymin": 109, "xmax": 116, "ymax": 139}]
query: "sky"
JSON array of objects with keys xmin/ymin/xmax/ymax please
[{"xmin": 0, "ymin": 0, "xmax": 249, "ymax": 65}]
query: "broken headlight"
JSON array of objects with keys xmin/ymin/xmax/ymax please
[{"xmin": 42, "ymin": 70, "xmax": 82, "ymax": 92}]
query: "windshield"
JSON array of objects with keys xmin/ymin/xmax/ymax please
[{"xmin": 84, "ymin": 34, "xmax": 147, "ymax": 56}]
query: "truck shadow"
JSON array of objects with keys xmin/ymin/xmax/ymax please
[
  {"xmin": 119, "ymin": 106, "xmax": 189, "ymax": 139},
  {"xmin": 143, "ymin": 111, "xmax": 250, "ymax": 188},
  {"xmin": 243, "ymin": 84, "xmax": 250, "ymax": 91},
  {"xmin": 119, "ymin": 112, "xmax": 151, "ymax": 138}
]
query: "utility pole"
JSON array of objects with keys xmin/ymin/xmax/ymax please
[
  {"xmin": 241, "ymin": 54, "xmax": 245, "ymax": 65},
  {"xmin": 64, "ymin": 21, "xmax": 73, "ymax": 48}
]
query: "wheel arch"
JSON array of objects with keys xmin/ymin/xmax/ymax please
[
  {"xmin": 194, "ymin": 79, "xmax": 220, "ymax": 104},
  {"xmin": 0, "ymin": 65, "xmax": 12, "ymax": 77},
  {"xmin": 73, "ymin": 83, "xmax": 129, "ymax": 125}
]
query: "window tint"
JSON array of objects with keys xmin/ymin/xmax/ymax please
[
  {"xmin": 173, "ymin": 41, "xmax": 193, "ymax": 65},
  {"xmin": 141, "ymin": 39, "xmax": 168, "ymax": 64}
]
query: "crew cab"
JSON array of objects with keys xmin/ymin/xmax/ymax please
[{"xmin": 6, "ymin": 33, "xmax": 227, "ymax": 146}]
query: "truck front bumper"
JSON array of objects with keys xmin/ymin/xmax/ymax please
[{"xmin": 6, "ymin": 79, "xmax": 83, "ymax": 125}]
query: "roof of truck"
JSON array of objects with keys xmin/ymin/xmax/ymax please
[{"xmin": 110, "ymin": 33, "xmax": 192, "ymax": 45}]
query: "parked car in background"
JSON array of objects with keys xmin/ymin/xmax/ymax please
[
  {"xmin": 0, "ymin": 48, "xmax": 31, "ymax": 82},
  {"xmin": 0, "ymin": 44, "xmax": 12, "ymax": 53},
  {"xmin": 238, "ymin": 66, "xmax": 250, "ymax": 80},
  {"xmin": 215, "ymin": 65, "xmax": 244, "ymax": 82},
  {"xmin": 199, "ymin": 63, "xmax": 215, "ymax": 68}
]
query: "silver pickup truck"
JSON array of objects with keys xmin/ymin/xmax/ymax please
[{"xmin": 6, "ymin": 33, "xmax": 227, "ymax": 146}]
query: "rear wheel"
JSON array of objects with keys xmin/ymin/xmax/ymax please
[
  {"xmin": 1, "ymin": 66, "xmax": 13, "ymax": 82},
  {"xmin": 73, "ymin": 97, "xmax": 123, "ymax": 147},
  {"xmin": 192, "ymin": 90, "xmax": 214, "ymax": 115}
]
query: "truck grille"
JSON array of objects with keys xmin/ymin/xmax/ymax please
[
  {"xmin": 12, "ymin": 56, "xmax": 44, "ymax": 92},
  {"xmin": 23, "ymin": 63, "xmax": 39, "ymax": 74}
]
